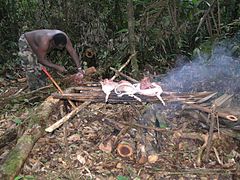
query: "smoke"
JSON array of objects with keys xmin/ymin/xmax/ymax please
[{"xmin": 160, "ymin": 39, "xmax": 240, "ymax": 94}]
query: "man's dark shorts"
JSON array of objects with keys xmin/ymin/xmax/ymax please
[{"xmin": 18, "ymin": 34, "xmax": 47, "ymax": 90}]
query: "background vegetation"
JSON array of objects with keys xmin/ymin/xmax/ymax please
[{"xmin": 0, "ymin": 0, "xmax": 240, "ymax": 77}]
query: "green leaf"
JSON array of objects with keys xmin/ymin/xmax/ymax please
[
  {"xmin": 14, "ymin": 175, "xmax": 35, "ymax": 180},
  {"xmin": 117, "ymin": 175, "xmax": 129, "ymax": 180},
  {"xmin": 160, "ymin": 123, "xmax": 168, "ymax": 128},
  {"xmin": 12, "ymin": 118, "xmax": 23, "ymax": 125},
  {"xmin": 191, "ymin": 0, "xmax": 199, "ymax": 5},
  {"xmin": 14, "ymin": 176, "xmax": 23, "ymax": 180},
  {"xmin": 115, "ymin": 28, "xmax": 128, "ymax": 34},
  {"xmin": 24, "ymin": 99, "xmax": 29, "ymax": 103}
]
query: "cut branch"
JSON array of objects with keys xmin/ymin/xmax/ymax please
[
  {"xmin": 205, "ymin": 105, "xmax": 217, "ymax": 161},
  {"xmin": 111, "ymin": 53, "xmax": 137, "ymax": 81},
  {"xmin": 103, "ymin": 118, "xmax": 169, "ymax": 132},
  {"xmin": 184, "ymin": 103, "xmax": 238, "ymax": 121},
  {"xmin": 45, "ymin": 101, "xmax": 91, "ymax": 133},
  {"xmin": 110, "ymin": 67, "xmax": 138, "ymax": 83},
  {"xmin": 195, "ymin": 0, "xmax": 217, "ymax": 34},
  {"xmin": 117, "ymin": 136, "xmax": 135, "ymax": 158}
]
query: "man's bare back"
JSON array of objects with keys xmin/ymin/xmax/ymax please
[
  {"xmin": 24, "ymin": 29, "xmax": 81, "ymax": 73},
  {"xmin": 18, "ymin": 29, "xmax": 83, "ymax": 90}
]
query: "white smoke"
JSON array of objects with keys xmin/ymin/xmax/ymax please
[{"xmin": 161, "ymin": 39, "xmax": 240, "ymax": 94}]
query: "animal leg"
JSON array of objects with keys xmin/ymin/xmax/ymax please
[
  {"xmin": 156, "ymin": 93, "xmax": 165, "ymax": 106},
  {"xmin": 130, "ymin": 94, "xmax": 142, "ymax": 102},
  {"xmin": 117, "ymin": 93, "xmax": 124, "ymax": 97},
  {"xmin": 105, "ymin": 93, "xmax": 110, "ymax": 102}
]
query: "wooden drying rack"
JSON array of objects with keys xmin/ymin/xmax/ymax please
[{"xmin": 51, "ymin": 84, "xmax": 238, "ymax": 122}]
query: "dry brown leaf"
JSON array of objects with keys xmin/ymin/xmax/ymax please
[
  {"xmin": 67, "ymin": 134, "xmax": 81, "ymax": 142},
  {"xmin": 76, "ymin": 154, "xmax": 86, "ymax": 165}
]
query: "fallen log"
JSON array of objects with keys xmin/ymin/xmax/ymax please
[{"xmin": 0, "ymin": 96, "xmax": 59, "ymax": 180}]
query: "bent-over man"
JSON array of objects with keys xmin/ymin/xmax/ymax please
[{"xmin": 18, "ymin": 29, "xmax": 82, "ymax": 90}]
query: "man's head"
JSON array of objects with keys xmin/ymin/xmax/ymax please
[{"xmin": 53, "ymin": 33, "xmax": 67, "ymax": 49}]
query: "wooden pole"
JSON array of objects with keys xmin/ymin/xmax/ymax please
[
  {"xmin": 41, "ymin": 66, "xmax": 76, "ymax": 109},
  {"xmin": 45, "ymin": 101, "xmax": 91, "ymax": 133},
  {"xmin": 185, "ymin": 103, "xmax": 238, "ymax": 121}
]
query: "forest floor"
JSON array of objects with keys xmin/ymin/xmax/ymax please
[{"xmin": 0, "ymin": 69, "xmax": 240, "ymax": 180}]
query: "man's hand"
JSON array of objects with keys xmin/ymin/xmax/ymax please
[
  {"xmin": 55, "ymin": 65, "xmax": 67, "ymax": 73},
  {"xmin": 77, "ymin": 67, "xmax": 85, "ymax": 75}
]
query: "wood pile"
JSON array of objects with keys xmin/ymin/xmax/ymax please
[{"xmin": 48, "ymin": 84, "xmax": 239, "ymax": 164}]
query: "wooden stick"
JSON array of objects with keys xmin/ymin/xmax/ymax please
[
  {"xmin": 174, "ymin": 132, "xmax": 209, "ymax": 167},
  {"xmin": 213, "ymin": 147, "xmax": 224, "ymax": 166},
  {"xmin": 45, "ymin": 101, "xmax": 91, "ymax": 132},
  {"xmin": 51, "ymin": 92, "xmax": 161, "ymax": 103},
  {"xmin": 205, "ymin": 105, "xmax": 217, "ymax": 161},
  {"xmin": 111, "ymin": 53, "xmax": 136, "ymax": 81},
  {"xmin": 184, "ymin": 103, "xmax": 238, "ymax": 121},
  {"xmin": 12, "ymin": 85, "xmax": 28, "ymax": 96},
  {"xmin": 110, "ymin": 67, "xmax": 138, "ymax": 83},
  {"xmin": 144, "ymin": 168, "xmax": 235, "ymax": 175},
  {"xmin": 103, "ymin": 118, "xmax": 169, "ymax": 132},
  {"xmin": 24, "ymin": 84, "xmax": 53, "ymax": 95},
  {"xmin": 195, "ymin": 0, "xmax": 216, "ymax": 34},
  {"xmin": 41, "ymin": 66, "xmax": 76, "ymax": 109}
]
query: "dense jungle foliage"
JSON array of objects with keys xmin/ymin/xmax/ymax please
[{"xmin": 0, "ymin": 0, "xmax": 240, "ymax": 76}]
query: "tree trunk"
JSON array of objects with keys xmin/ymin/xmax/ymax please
[
  {"xmin": 0, "ymin": 96, "xmax": 60, "ymax": 180},
  {"xmin": 127, "ymin": 0, "xmax": 139, "ymax": 78}
]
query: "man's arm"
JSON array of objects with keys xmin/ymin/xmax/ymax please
[
  {"xmin": 29, "ymin": 38, "xmax": 67, "ymax": 72},
  {"xmin": 37, "ymin": 51, "xmax": 67, "ymax": 72},
  {"xmin": 65, "ymin": 38, "xmax": 81, "ymax": 69}
]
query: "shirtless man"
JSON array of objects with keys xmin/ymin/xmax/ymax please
[{"xmin": 18, "ymin": 29, "xmax": 82, "ymax": 90}]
